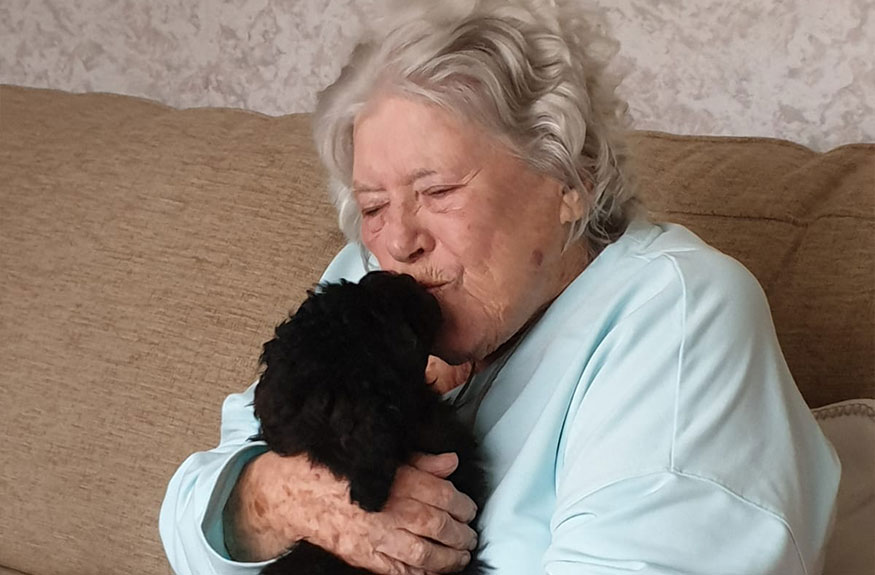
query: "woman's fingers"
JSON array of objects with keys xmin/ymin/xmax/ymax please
[
  {"xmin": 393, "ymin": 461, "xmax": 478, "ymax": 523},
  {"xmin": 425, "ymin": 357, "xmax": 473, "ymax": 394},
  {"xmin": 384, "ymin": 497, "xmax": 478, "ymax": 550},
  {"xmin": 409, "ymin": 452, "xmax": 459, "ymax": 478},
  {"xmin": 366, "ymin": 454, "xmax": 478, "ymax": 574},
  {"xmin": 368, "ymin": 552, "xmax": 428, "ymax": 575},
  {"xmin": 375, "ymin": 528, "xmax": 472, "ymax": 573}
]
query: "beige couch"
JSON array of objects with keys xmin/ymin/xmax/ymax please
[{"xmin": 0, "ymin": 85, "xmax": 872, "ymax": 575}]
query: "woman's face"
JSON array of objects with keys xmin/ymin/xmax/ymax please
[{"xmin": 352, "ymin": 95, "xmax": 587, "ymax": 364}]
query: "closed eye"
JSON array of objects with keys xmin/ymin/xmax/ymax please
[
  {"xmin": 361, "ymin": 204, "xmax": 386, "ymax": 217},
  {"xmin": 423, "ymin": 185, "xmax": 459, "ymax": 198}
]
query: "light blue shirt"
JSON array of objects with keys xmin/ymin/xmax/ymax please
[{"xmin": 160, "ymin": 220, "xmax": 839, "ymax": 574}]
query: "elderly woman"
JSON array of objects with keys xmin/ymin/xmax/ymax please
[{"xmin": 160, "ymin": 1, "xmax": 839, "ymax": 573}]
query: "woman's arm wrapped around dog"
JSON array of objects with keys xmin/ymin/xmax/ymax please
[
  {"xmin": 159, "ymin": 375, "xmax": 480, "ymax": 575},
  {"xmin": 224, "ymin": 450, "xmax": 479, "ymax": 574},
  {"xmin": 160, "ymin": 380, "xmax": 478, "ymax": 575}
]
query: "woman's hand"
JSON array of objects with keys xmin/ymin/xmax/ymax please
[
  {"xmin": 426, "ymin": 356, "xmax": 472, "ymax": 394},
  {"xmin": 224, "ymin": 450, "xmax": 478, "ymax": 575}
]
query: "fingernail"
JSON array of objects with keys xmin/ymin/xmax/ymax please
[
  {"xmin": 468, "ymin": 536, "xmax": 478, "ymax": 550},
  {"xmin": 461, "ymin": 551, "xmax": 471, "ymax": 565}
]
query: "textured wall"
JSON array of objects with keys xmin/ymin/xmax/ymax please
[{"xmin": 1, "ymin": 0, "xmax": 873, "ymax": 151}]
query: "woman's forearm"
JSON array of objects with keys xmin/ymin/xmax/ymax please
[
  {"xmin": 220, "ymin": 449, "xmax": 477, "ymax": 574},
  {"xmin": 222, "ymin": 452, "xmax": 301, "ymax": 561}
]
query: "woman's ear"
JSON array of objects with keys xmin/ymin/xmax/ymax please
[{"xmin": 559, "ymin": 187, "xmax": 586, "ymax": 225}]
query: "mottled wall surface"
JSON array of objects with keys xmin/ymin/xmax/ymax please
[{"xmin": 1, "ymin": 0, "xmax": 873, "ymax": 150}]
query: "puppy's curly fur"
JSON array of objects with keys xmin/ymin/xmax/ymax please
[{"xmin": 253, "ymin": 271, "xmax": 487, "ymax": 575}]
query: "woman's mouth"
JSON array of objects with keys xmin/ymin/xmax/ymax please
[{"xmin": 420, "ymin": 280, "xmax": 451, "ymax": 293}]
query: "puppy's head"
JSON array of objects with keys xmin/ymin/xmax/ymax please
[
  {"xmin": 357, "ymin": 270, "xmax": 442, "ymax": 358},
  {"xmin": 253, "ymin": 271, "xmax": 443, "ymax": 460}
]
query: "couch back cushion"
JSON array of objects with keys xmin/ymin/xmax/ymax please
[
  {"xmin": 0, "ymin": 85, "xmax": 872, "ymax": 575},
  {"xmin": 0, "ymin": 86, "xmax": 343, "ymax": 575},
  {"xmin": 630, "ymin": 131, "xmax": 874, "ymax": 408}
]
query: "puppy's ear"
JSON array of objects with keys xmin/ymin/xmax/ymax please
[
  {"xmin": 337, "ymin": 396, "xmax": 407, "ymax": 512},
  {"xmin": 253, "ymin": 310, "xmax": 323, "ymax": 455}
]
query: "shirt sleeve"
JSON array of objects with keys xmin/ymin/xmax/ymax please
[
  {"xmin": 543, "ymin": 248, "xmax": 836, "ymax": 574},
  {"xmin": 158, "ymin": 243, "xmax": 369, "ymax": 575},
  {"xmin": 544, "ymin": 471, "xmax": 805, "ymax": 574},
  {"xmin": 159, "ymin": 383, "xmax": 272, "ymax": 575}
]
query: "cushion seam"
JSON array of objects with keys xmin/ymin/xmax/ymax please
[
  {"xmin": 650, "ymin": 210, "xmax": 875, "ymax": 226},
  {"xmin": 812, "ymin": 401, "xmax": 875, "ymax": 421}
]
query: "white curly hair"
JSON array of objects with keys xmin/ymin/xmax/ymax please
[{"xmin": 312, "ymin": 0, "xmax": 637, "ymax": 255}]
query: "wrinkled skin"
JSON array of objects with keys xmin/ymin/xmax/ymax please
[
  {"xmin": 353, "ymin": 95, "xmax": 588, "ymax": 366},
  {"xmin": 226, "ymin": 94, "xmax": 589, "ymax": 573},
  {"xmin": 226, "ymin": 450, "xmax": 478, "ymax": 574}
]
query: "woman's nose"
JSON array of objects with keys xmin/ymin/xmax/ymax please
[{"xmin": 385, "ymin": 203, "xmax": 435, "ymax": 264}]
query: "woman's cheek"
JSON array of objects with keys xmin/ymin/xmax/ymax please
[
  {"xmin": 360, "ymin": 220, "xmax": 384, "ymax": 254},
  {"xmin": 364, "ymin": 215, "xmax": 384, "ymax": 235}
]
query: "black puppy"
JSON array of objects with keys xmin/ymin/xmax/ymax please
[{"xmin": 253, "ymin": 271, "xmax": 487, "ymax": 575}]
